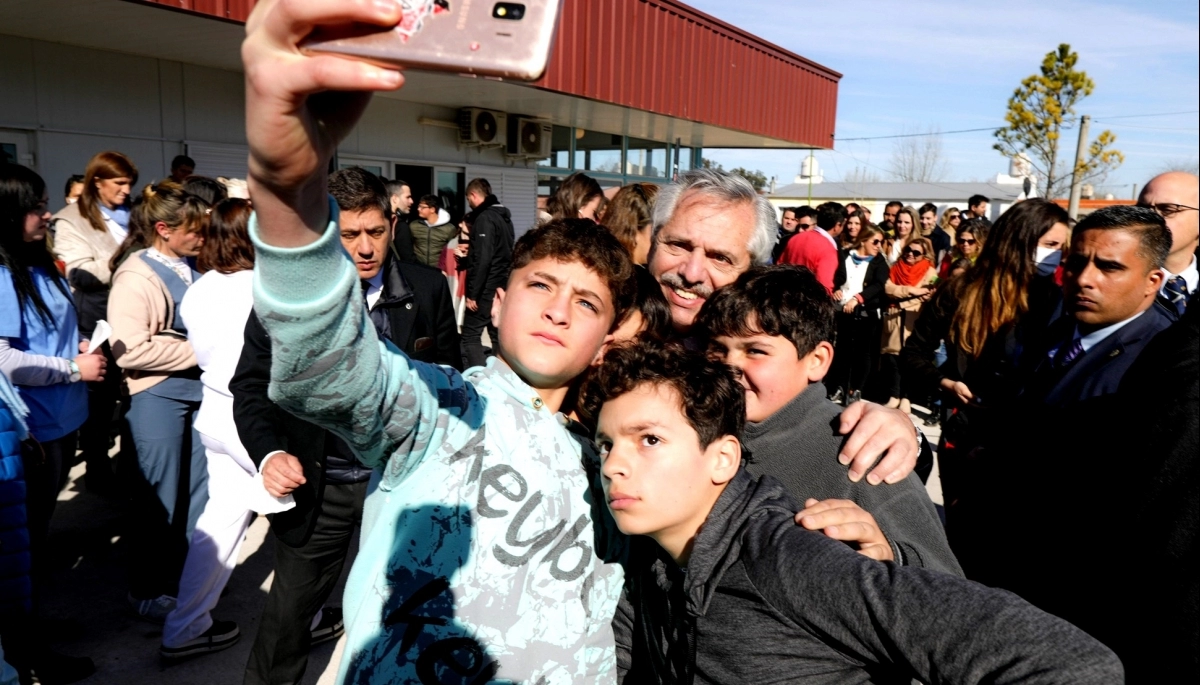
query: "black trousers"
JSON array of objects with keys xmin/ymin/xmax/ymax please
[
  {"xmin": 244, "ymin": 480, "xmax": 367, "ymax": 685},
  {"xmin": 461, "ymin": 293, "xmax": 497, "ymax": 369},
  {"xmin": 77, "ymin": 343, "xmax": 122, "ymax": 484},
  {"xmin": 19, "ymin": 432, "xmax": 75, "ymax": 603},
  {"xmin": 833, "ymin": 313, "xmax": 880, "ymax": 394}
]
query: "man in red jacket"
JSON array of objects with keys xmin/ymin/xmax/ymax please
[{"xmin": 778, "ymin": 202, "xmax": 846, "ymax": 292}]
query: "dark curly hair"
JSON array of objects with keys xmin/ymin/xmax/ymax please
[
  {"xmin": 585, "ymin": 340, "xmax": 745, "ymax": 449},
  {"xmin": 697, "ymin": 264, "xmax": 836, "ymax": 358},
  {"xmin": 512, "ymin": 218, "xmax": 637, "ymax": 330}
]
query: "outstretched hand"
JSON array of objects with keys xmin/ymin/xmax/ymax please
[
  {"xmin": 837, "ymin": 400, "xmax": 919, "ymax": 484},
  {"xmin": 243, "ymin": 0, "xmax": 406, "ymax": 245}
]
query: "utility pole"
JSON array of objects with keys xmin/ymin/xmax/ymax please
[
  {"xmin": 1066, "ymin": 114, "xmax": 1091, "ymax": 220},
  {"xmin": 806, "ymin": 148, "xmax": 815, "ymax": 206}
]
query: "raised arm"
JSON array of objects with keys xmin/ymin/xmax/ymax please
[{"xmin": 242, "ymin": 0, "xmax": 477, "ymax": 480}]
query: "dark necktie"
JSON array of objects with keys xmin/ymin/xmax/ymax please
[
  {"xmin": 1054, "ymin": 337, "xmax": 1085, "ymax": 368},
  {"xmin": 361, "ymin": 280, "xmax": 371, "ymax": 309},
  {"xmin": 1164, "ymin": 275, "xmax": 1189, "ymax": 316}
]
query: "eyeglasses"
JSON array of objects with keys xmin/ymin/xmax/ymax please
[
  {"xmin": 868, "ymin": 239, "xmax": 883, "ymax": 245},
  {"xmin": 902, "ymin": 248, "xmax": 924, "ymax": 257},
  {"xmin": 798, "ymin": 222, "xmax": 816, "ymax": 229},
  {"xmin": 959, "ymin": 238, "xmax": 977, "ymax": 246},
  {"xmin": 1138, "ymin": 202, "xmax": 1199, "ymax": 218}
]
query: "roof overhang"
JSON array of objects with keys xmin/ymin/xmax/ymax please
[{"xmin": 0, "ymin": 0, "xmax": 838, "ymax": 149}]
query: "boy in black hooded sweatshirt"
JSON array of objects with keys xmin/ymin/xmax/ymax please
[{"xmin": 590, "ymin": 342, "xmax": 1121, "ymax": 684}]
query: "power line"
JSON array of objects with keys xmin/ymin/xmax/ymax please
[
  {"xmin": 835, "ymin": 127, "xmax": 996, "ymax": 142},
  {"xmin": 833, "ymin": 110, "xmax": 1200, "ymax": 142},
  {"xmin": 1094, "ymin": 110, "xmax": 1199, "ymax": 121}
]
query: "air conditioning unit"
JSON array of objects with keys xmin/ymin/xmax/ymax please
[
  {"xmin": 458, "ymin": 108, "xmax": 507, "ymax": 147},
  {"xmin": 508, "ymin": 117, "xmax": 553, "ymax": 159}
]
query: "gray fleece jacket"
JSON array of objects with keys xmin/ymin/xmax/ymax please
[
  {"xmin": 614, "ymin": 470, "xmax": 1123, "ymax": 684},
  {"xmin": 741, "ymin": 382, "xmax": 961, "ymax": 575}
]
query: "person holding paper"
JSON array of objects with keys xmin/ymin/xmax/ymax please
[{"xmin": 0, "ymin": 162, "xmax": 104, "ymax": 683}]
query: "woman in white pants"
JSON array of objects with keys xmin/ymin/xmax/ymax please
[{"xmin": 162, "ymin": 198, "xmax": 293, "ymax": 658}]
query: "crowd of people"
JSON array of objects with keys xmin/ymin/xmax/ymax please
[
  {"xmin": 0, "ymin": 2, "xmax": 1196, "ymax": 683},
  {"xmin": 773, "ymin": 194, "xmax": 996, "ymax": 416}
]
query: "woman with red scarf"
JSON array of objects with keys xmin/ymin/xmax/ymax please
[{"xmin": 880, "ymin": 236, "xmax": 936, "ymax": 412}]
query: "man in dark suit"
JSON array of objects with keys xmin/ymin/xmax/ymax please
[
  {"xmin": 1138, "ymin": 171, "xmax": 1198, "ymax": 320},
  {"xmin": 234, "ymin": 167, "xmax": 459, "ymax": 685},
  {"xmin": 952, "ymin": 207, "xmax": 1195, "ymax": 678},
  {"xmin": 1025, "ymin": 205, "xmax": 1172, "ymax": 407}
]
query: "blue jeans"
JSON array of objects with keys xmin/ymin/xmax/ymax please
[
  {"xmin": 125, "ymin": 391, "xmax": 208, "ymax": 598},
  {"xmin": 127, "ymin": 392, "xmax": 208, "ymax": 538}
]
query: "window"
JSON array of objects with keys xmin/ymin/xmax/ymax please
[
  {"xmin": 675, "ymin": 146, "xmax": 695, "ymax": 174},
  {"xmin": 340, "ymin": 162, "xmax": 384, "ymax": 178},
  {"xmin": 536, "ymin": 125, "xmax": 574, "ymax": 169},
  {"xmin": 574, "ymin": 129, "xmax": 623, "ymax": 174},
  {"xmin": 626, "ymin": 138, "xmax": 668, "ymax": 178}
]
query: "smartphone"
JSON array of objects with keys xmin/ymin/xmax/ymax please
[{"xmin": 302, "ymin": 1, "xmax": 563, "ymax": 82}]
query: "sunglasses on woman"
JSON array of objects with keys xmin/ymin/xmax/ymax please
[
  {"xmin": 959, "ymin": 238, "xmax": 977, "ymax": 246},
  {"xmin": 902, "ymin": 248, "xmax": 924, "ymax": 257}
]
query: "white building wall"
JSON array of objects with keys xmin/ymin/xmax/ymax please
[{"xmin": 0, "ymin": 33, "xmax": 536, "ymax": 217}]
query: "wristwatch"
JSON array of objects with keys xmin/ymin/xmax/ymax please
[{"xmin": 68, "ymin": 360, "xmax": 82, "ymax": 383}]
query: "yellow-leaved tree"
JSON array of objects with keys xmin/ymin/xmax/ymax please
[{"xmin": 994, "ymin": 44, "xmax": 1123, "ymax": 199}]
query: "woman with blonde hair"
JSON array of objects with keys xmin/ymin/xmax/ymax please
[
  {"xmin": 108, "ymin": 180, "xmax": 209, "ymax": 623},
  {"xmin": 883, "ymin": 206, "xmax": 919, "ymax": 263},
  {"xmin": 50, "ymin": 150, "xmax": 139, "ymax": 493},
  {"xmin": 829, "ymin": 224, "xmax": 889, "ymax": 405},
  {"xmin": 599, "ymin": 182, "xmax": 658, "ymax": 264},
  {"xmin": 880, "ymin": 235, "xmax": 937, "ymax": 412}
]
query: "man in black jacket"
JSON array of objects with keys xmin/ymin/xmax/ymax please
[
  {"xmin": 589, "ymin": 343, "xmax": 1122, "ymax": 684},
  {"xmin": 461, "ymin": 177, "xmax": 514, "ymax": 368},
  {"xmin": 234, "ymin": 167, "xmax": 459, "ymax": 685}
]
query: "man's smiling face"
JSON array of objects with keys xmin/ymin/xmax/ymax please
[{"xmin": 648, "ymin": 191, "xmax": 755, "ymax": 333}]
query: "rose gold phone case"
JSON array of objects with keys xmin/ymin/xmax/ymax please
[{"xmin": 302, "ymin": 0, "xmax": 562, "ymax": 82}]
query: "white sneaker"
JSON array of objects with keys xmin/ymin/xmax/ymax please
[
  {"xmin": 160, "ymin": 620, "xmax": 240, "ymax": 659},
  {"xmin": 128, "ymin": 593, "xmax": 177, "ymax": 624}
]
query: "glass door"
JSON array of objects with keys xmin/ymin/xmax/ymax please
[{"xmin": 435, "ymin": 167, "xmax": 466, "ymax": 225}]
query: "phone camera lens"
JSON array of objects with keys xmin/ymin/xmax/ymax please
[{"xmin": 493, "ymin": 3, "xmax": 525, "ymax": 20}]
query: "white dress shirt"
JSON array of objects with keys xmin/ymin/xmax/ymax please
[{"xmin": 1160, "ymin": 254, "xmax": 1198, "ymax": 297}]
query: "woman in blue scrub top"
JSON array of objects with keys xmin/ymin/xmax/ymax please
[
  {"xmin": 0, "ymin": 163, "xmax": 106, "ymax": 682},
  {"xmin": 0, "ymin": 163, "xmax": 106, "ymax": 549}
]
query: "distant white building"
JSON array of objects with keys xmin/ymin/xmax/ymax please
[{"xmin": 771, "ymin": 156, "xmax": 1039, "ymax": 222}]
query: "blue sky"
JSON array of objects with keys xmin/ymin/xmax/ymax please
[{"xmin": 692, "ymin": 0, "xmax": 1199, "ymax": 195}]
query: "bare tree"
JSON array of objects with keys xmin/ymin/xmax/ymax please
[
  {"xmin": 1156, "ymin": 156, "xmax": 1200, "ymax": 176},
  {"xmin": 888, "ymin": 126, "xmax": 951, "ymax": 182},
  {"xmin": 842, "ymin": 165, "xmax": 882, "ymax": 184}
]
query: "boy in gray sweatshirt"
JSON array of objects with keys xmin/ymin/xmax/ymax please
[
  {"xmin": 698, "ymin": 265, "xmax": 960, "ymax": 573},
  {"xmin": 591, "ymin": 342, "xmax": 1121, "ymax": 683}
]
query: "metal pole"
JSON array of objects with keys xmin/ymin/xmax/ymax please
[
  {"xmin": 1066, "ymin": 114, "xmax": 1090, "ymax": 220},
  {"xmin": 806, "ymin": 148, "xmax": 815, "ymax": 206}
]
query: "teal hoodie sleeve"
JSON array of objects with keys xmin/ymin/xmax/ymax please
[{"xmin": 249, "ymin": 201, "xmax": 480, "ymax": 485}]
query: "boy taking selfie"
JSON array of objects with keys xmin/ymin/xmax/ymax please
[{"xmin": 240, "ymin": 1, "xmax": 937, "ymax": 680}]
